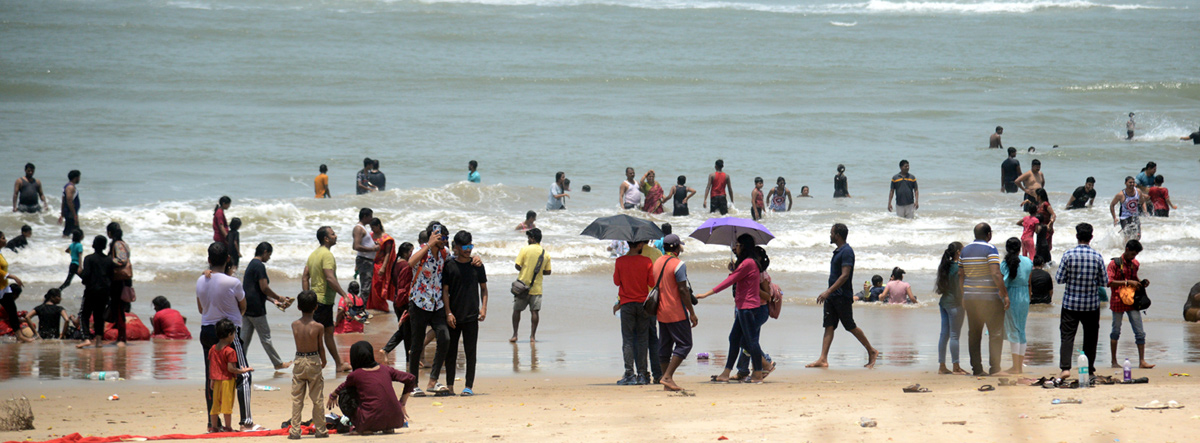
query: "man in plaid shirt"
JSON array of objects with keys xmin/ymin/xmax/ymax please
[{"xmin": 1054, "ymin": 223, "xmax": 1108, "ymax": 379}]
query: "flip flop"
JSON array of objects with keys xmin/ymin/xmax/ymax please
[
  {"xmin": 412, "ymin": 388, "xmax": 426, "ymax": 397},
  {"xmin": 903, "ymin": 384, "xmax": 931, "ymax": 393},
  {"xmin": 977, "ymin": 385, "xmax": 995, "ymax": 392}
]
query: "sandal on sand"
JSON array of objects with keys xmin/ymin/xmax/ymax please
[
  {"xmin": 412, "ymin": 388, "xmax": 426, "ymax": 397},
  {"xmin": 709, "ymin": 375, "xmax": 731, "ymax": 383},
  {"xmin": 432, "ymin": 383, "xmax": 451, "ymax": 395},
  {"xmin": 977, "ymin": 384, "xmax": 995, "ymax": 392},
  {"xmin": 903, "ymin": 384, "xmax": 931, "ymax": 393}
]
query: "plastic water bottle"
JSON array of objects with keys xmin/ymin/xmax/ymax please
[
  {"xmin": 86, "ymin": 371, "xmax": 120, "ymax": 381},
  {"xmin": 1123, "ymin": 358, "xmax": 1132, "ymax": 382},
  {"xmin": 1077, "ymin": 351, "xmax": 1090, "ymax": 388}
]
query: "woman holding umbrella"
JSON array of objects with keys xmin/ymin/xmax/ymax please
[{"xmin": 697, "ymin": 234, "xmax": 767, "ymax": 383}]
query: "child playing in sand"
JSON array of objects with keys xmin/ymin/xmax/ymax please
[
  {"xmin": 335, "ymin": 281, "xmax": 367, "ymax": 334},
  {"xmin": 60, "ymin": 229, "xmax": 83, "ymax": 290},
  {"xmin": 289, "ymin": 290, "xmax": 328, "ymax": 440},
  {"xmin": 209, "ymin": 319, "xmax": 253, "ymax": 433}
]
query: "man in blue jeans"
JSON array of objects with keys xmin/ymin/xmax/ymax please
[
  {"xmin": 1055, "ymin": 223, "xmax": 1108, "ymax": 379},
  {"xmin": 1106, "ymin": 239, "xmax": 1155, "ymax": 370}
]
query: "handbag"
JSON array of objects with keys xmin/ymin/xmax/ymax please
[
  {"xmin": 112, "ymin": 241, "xmax": 133, "ymax": 281},
  {"xmin": 643, "ymin": 257, "xmax": 675, "ymax": 316},
  {"xmin": 120, "ymin": 285, "xmax": 137, "ymax": 303},
  {"xmin": 1131, "ymin": 285, "xmax": 1152, "ymax": 311},
  {"xmin": 511, "ymin": 249, "xmax": 545, "ymax": 298}
]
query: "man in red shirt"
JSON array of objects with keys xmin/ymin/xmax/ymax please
[
  {"xmin": 1106, "ymin": 240, "xmax": 1154, "ymax": 370},
  {"xmin": 614, "ymin": 240, "xmax": 655, "ymax": 385},
  {"xmin": 703, "ymin": 159, "xmax": 734, "ymax": 215}
]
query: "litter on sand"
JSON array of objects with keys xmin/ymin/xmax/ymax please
[
  {"xmin": 1111, "ymin": 405, "xmax": 1125, "ymax": 413},
  {"xmin": 1135, "ymin": 400, "xmax": 1184, "ymax": 410},
  {"xmin": 942, "ymin": 421, "xmax": 966, "ymax": 425},
  {"xmin": 1052, "ymin": 398, "xmax": 1082, "ymax": 405},
  {"xmin": 859, "ymin": 417, "xmax": 877, "ymax": 428},
  {"xmin": 902, "ymin": 384, "xmax": 931, "ymax": 393}
]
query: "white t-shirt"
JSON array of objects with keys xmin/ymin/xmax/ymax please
[
  {"xmin": 197, "ymin": 273, "xmax": 246, "ymax": 326},
  {"xmin": 356, "ymin": 223, "xmax": 377, "ymax": 260}
]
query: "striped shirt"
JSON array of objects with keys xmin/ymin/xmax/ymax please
[
  {"xmin": 961, "ymin": 240, "xmax": 1001, "ymax": 302},
  {"xmin": 1055, "ymin": 244, "xmax": 1108, "ymax": 311}
]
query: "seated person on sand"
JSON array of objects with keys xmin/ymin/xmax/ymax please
[
  {"xmin": 25, "ymin": 288, "xmax": 76, "ymax": 339},
  {"xmin": 151, "ymin": 296, "xmax": 192, "ymax": 340},
  {"xmin": 853, "ymin": 275, "xmax": 885, "ymax": 302},
  {"xmin": 328, "ymin": 341, "xmax": 417, "ymax": 435},
  {"xmin": 1185, "ymin": 282, "xmax": 1200, "ymax": 323}
]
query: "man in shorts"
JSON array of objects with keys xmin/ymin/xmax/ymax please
[
  {"xmin": 806, "ymin": 224, "xmax": 879, "ymax": 369},
  {"xmin": 301, "ymin": 226, "xmax": 351, "ymax": 372},
  {"xmin": 887, "ymin": 160, "xmax": 918, "ymax": 219},
  {"xmin": 512, "ymin": 228, "xmax": 551, "ymax": 343},
  {"xmin": 703, "ymin": 159, "xmax": 733, "ymax": 215}
]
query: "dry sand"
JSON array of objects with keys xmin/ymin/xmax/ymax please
[{"xmin": 3, "ymin": 366, "xmax": 1197, "ymax": 443}]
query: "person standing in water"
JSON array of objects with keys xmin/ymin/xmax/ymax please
[
  {"xmin": 1001, "ymin": 237, "xmax": 1032, "ymax": 374},
  {"xmin": 547, "ymin": 172, "xmax": 568, "ymax": 211},
  {"xmin": 1015, "ymin": 159, "xmax": 1045, "ymax": 210},
  {"xmin": 806, "ymin": 224, "xmax": 879, "ymax": 369},
  {"xmin": 356, "ymin": 158, "xmax": 375, "ymax": 194},
  {"xmin": 352, "ymin": 208, "xmax": 378, "ymax": 300},
  {"xmin": 1182, "ymin": 126, "xmax": 1200, "ymax": 144},
  {"xmin": 990, "ymin": 126, "xmax": 1003, "ymax": 149},
  {"xmin": 703, "ymin": 159, "xmax": 733, "ymax": 215},
  {"xmin": 315, "ymin": 164, "xmax": 330, "ymax": 198},
  {"xmin": 467, "ymin": 160, "xmax": 481, "ymax": 183},
  {"xmin": 213, "ymin": 196, "xmax": 231, "ymax": 243},
  {"xmin": 1148, "ymin": 175, "xmax": 1177, "ymax": 217},
  {"xmin": 887, "ymin": 160, "xmax": 918, "ymax": 218},
  {"xmin": 1000, "ymin": 147, "xmax": 1021, "ymax": 193},
  {"xmin": 960, "ymin": 223, "xmax": 1010, "ymax": 376},
  {"xmin": 750, "ymin": 177, "xmax": 765, "ymax": 221},
  {"xmin": 241, "ymin": 242, "xmax": 292, "ymax": 371},
  {"xmin": 663, "ymin": 176, "xmax": 696, "ymax": 217},
  {"xmin": 12, "ymin": 163, "xmax": 47, "ymax": 213},
  {"xmin": 1109, "ymin": 176, "xmax": 1147, "ymax": 243},
  {"xmin": 1125, "ymin": 113, "xmax": 1135, "ymax": 140},
  {"xmin": 618, "ymin": 167, "xmax": 642, "ymax": 210},
  {"xmin": 59, "ymin": 170, "xmax": 81, "ymax": 236},
  {"xmin": 766, "ymin": 177, "xmax": 792, "ymax": 212},
  {"xmin": 833, "ymin": 164, "xmax": 850, "ymax": 198},
  {"xmin": 1065, "ymin": 177, "xmax": 1096, "ymax": 210}
]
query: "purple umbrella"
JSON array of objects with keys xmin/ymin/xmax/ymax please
[{"xmin": 688, "ymin": 217, "xmax": 774, "ymax": 246}]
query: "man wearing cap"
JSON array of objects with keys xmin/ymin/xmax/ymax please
[
  {"xmin": 512, "ymin": 228, "xmax": 551, "ymax": 342},
  {"xmin": 652, "ymin": 234, "xmax": 696, "ymax": 391},
  {"xmin": 1066, "ymin": 177, "xmax": 1096, "ymax": 210}
]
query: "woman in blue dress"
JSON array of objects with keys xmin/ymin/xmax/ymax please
[{"xmin": 1001, "ymin": 237, "xmax": 1032, "ymax": 374}]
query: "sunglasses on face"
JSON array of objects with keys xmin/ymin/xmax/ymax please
[{"xmin": 462, "ymin": 244, "xmax": 474, "ymax": 251}]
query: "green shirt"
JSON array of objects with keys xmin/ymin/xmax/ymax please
[{"xmin": 306, "ymin": 246, "xmax": 337, "ymax": 305}]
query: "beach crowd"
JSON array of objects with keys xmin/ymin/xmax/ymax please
[{"xmin": 2, "ymin": 124, "xmax": 1200, "ymax": 436}]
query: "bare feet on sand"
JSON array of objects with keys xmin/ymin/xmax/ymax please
[
  {"xmin": 661, "ymin": 379, "xmax": 683, "ymax": 391},
  {"xmin": 952, "ymin": 367, "xmax": 969, "ymax": 375},
  {"xmin": 864, "ymin": 350, "xmax": 879, "ymax": 369},
  {"xmin": 529, "ymin": 336, "xmax": 537, "ymax": 343},
  {"xmin": 338, "ymin": 362, "xmax": 352, "ymax": 373},
  {"xmin": 1140, "ymin": 361, "xmax": 1156, "ymax": 369},
  {"xmin": 275, "ymin": 361, "xmax": 293, "ymax": 371},
  {"xmin": 805, "ymin": 360, "xmax": 828, "ymax": 368},
  {"xmin": 509, "ymin": 336, "xmax": 518, "ymax": 343},
  {"xmin": 76, "ymin": 340, "xmax": 93, "ymax": 349}
]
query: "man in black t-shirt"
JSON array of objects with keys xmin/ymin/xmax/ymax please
[
  {"xmin": 430, "ymin": 230, "xmax": 489, "ymax": 396},
  {"xmin": 1029, "ymin": 257, "xmax": 1054, "ymax": 304},
  {"xmin": 240, "ymin": 242, "xmax": 291, "ymax": 370},
  {"xmin": 1181, "ymin": 127, "xmax": 1200, "ymax": 145},
  {"xmin": 1000, "ymin": 147, "xmax": 1021, "ymax": 193},
  {"xmin": 1065, "ymin": 177, "xmax": 1097, "ymax": 210}
]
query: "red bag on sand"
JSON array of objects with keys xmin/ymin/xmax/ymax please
[
  {"xmin": 0, "ymin": 305, "xmax": 13, "ymax": 336},
  {"xmin": 102, "ymin": 313, "xmax": 151, "ymax": 341}
]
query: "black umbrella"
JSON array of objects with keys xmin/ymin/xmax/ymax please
[{"xmin": 580, "ymin": 214, "xmax": 664, "ymax": 242}]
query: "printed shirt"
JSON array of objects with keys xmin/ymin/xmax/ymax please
[
  {"xmin": 890, "ymin": 173, "xmax": 917, "ymax": 206},
  {"xmin": 1055, "ymin": 244, "xmax": 1108, "ymax": 311},
  {"xmin": 1106, "ymin": 258, "xmax": 1139, "ymax": 313},
  {"xmin": 411, "ymin": 248, "xmax": 448, "ymax": 312},
  {"xmin": 961, "ymin": 240, "xmax": 1001, "ymax": 302}
]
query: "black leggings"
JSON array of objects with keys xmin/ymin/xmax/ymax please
[
  {"xmin": 407, "ymin": 305, "xmax": 449, "ymax": 379},
  {"xmin": 60, "ymin": 263, "xmax": 79, "ymax": 290},
  {"xmin": 79, "ymin": 290, "xmax": 107, "ymax": 340},
  {"xmin": 432, "ymin": 321, "xmax": 479, "ymax": 389}
]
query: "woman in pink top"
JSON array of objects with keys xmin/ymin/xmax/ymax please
[
  {"xmin": 212, "ymin": 196, "xmax": 231, "ymax": 243},
  {"xmin": 883, "ymin": 267, "xmax": 916, "ymax": 304},
  {"xmin": 697, "ymin": 234, "xmax": 766, "ymax": 383},
  {"xmin": 1017, "ymin": 204, "xmax": 1038, "ymax": 259}
]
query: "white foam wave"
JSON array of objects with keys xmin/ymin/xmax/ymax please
[{"xmin": 830, "ymin": 20, "xmax": 858, "ymax": 26}]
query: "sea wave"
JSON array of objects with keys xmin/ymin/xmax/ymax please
[{"xmin": 413, "ymin": 0, "xmax": 1168, "ymax": 14}]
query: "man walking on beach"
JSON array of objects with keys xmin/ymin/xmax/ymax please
[
  {"xmin": 1055, "ymin": 223, "xmax": 1107, "ymax": 379},
  {"xmin": 1015, "ymin": 159, "xmax": 1045, "ymax": 208},
  {"xmin": 547, "ymin": 172, "xmax": 568, "ymax": 211},
  {"xmin": 1000, "ymin": 147, "xmax": 1021, "ymax": 193},
  {"xmin": 12, "ymin": 163, "xmax": 47, "ymax": 213},
  {"xmin": 315, "ymin": 164, "xmax": 330, "ymax": 198},
  {"xmin": 990, "ymin": 126, "xmax": 1003, "ymax": 149},
  {"xmin": 703, "ymin": 160, "xmax": 733, "ymax": 215},
  {"xmin": 614, "ymin": 240, "xmax": 655, "ymax": 386},
  {"xmin": 653, "ymin": 234, "xmax": 697, "ymax": 391},
  {"xmin": 1066, "ymin": 177, "xmax": 1096, "ymax": 210},
  {"xmin": 513, "ymin": 228, "xmax": 551, "ymax": 342},
  {"xmin": 1106, "ymin": 239, "xmax": 1155, "ymax": 370},
  {"xmin": 887, "ymin": 160, "xmax": 918, "ymax": 218},
  {"xmin": 301, "ymin": 226, "xmax": 351, "ymax": 372},
  {"xmin": 960, "ymin": 223, "xmax": 1010, "ymax": 376},
  {"xmin": 196, "ymin": 242, "xmax": 257, "ymax": 431},
  {"xmin": 241, "ymin": 242, "xmax": 292, "ymax": 371},
  {"xmin": 352, "ymin": 208, "xmax": 378, "ymax": 301},
  {"xmin": 59, "ymin": 170, "xmax": 81, "ymax": 237},
  {"xmin": 806, "ymin": 224, "xmax": 879, "ymax": 369}
]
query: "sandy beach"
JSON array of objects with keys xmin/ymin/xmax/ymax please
[{"xmin": 4, "ymin": 367, "xmax": 1199, "ymax": 443}]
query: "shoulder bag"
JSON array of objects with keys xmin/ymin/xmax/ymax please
[
  {"xmin": 643, "ymin": 257, "xmax": 675, "ymax": 316},
  {"xmin": 511, "ymin": 249, "xmax": 545, "ymax": 298}
]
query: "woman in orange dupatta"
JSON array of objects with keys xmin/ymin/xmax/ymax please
[{"xmin": 368, "ymin": 219, "xmax": 396, "ymax": 312}]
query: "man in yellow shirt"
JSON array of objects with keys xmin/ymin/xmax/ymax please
[
  {"xmin": 512, "ymin": 228, "xmax": 551, "ymax": 343},
  {"xmin": 314, "ymin": 165, "xmax": 330, "ymax": 198},
  {"xmin": 301, "ymin": 226, "xmax": 350, "ymax": 371}
]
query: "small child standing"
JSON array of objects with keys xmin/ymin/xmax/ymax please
[
  {"xmin": 60, "ymin": 229, "xmax": 84, "ymax": 290},
  {"xmin": 1148, "ymin": 175, "xmax": 1177, "ymax": 217},
  {"xmin": 1019, "ymin": 205, "xmax": 1038, "ymax": 259},
  {"xmin": 226, "ymin": 218, "xmax": 242, "ymax": 273},
  {"xmin": 750, "ymin": 177, "xmax": 765, "ymax": 221},
  {"xmin": 209, "ymin": 319, "xmax": 253, "ymax": 433},
  {"xmin": 335, "ymin": 281, "xmax": 367, "ymax": 335},
  {"xmin": 289, "ymin": 290, "xmax": 328, "ymax": 440}
]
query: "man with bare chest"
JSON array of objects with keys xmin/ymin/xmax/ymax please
[{"xmin": 1015, "ymin": 159, "xmax": 1045, "ymax": 206}]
